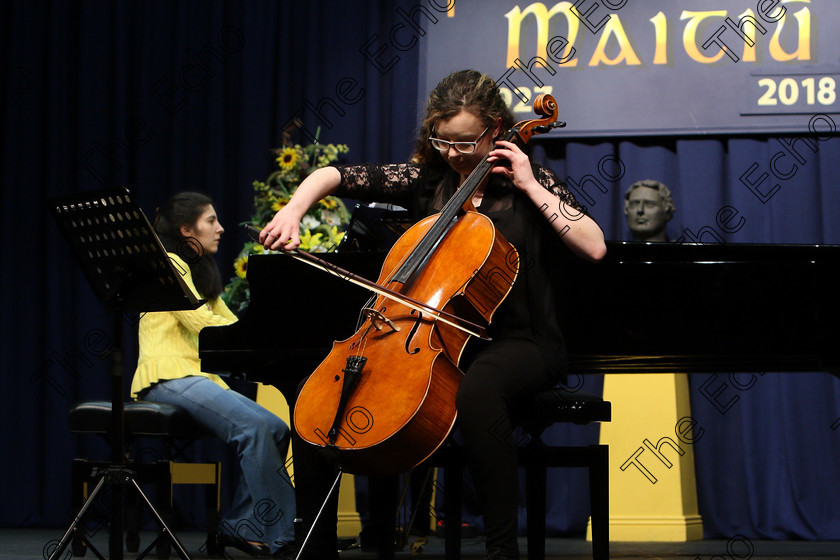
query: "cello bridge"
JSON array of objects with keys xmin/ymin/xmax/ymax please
[{"xmin": 363, "ymin": 307, "xmax": 400, "ymax": 332}]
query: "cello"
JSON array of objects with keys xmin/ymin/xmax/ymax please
[{"xmin": 292, "ymin": 94, "xmax": 563, "ymax": 476}]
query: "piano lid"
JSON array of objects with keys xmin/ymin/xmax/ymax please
[{"xmin": 199, "ymin": 240, "xmax": 840, "ymax": 385}]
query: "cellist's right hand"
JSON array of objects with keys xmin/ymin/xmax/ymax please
[
  {"xmin": 260, "ymin": 204, "xmax": 303, "ymax": 251},
  {"xmin": 260, "ymin": 166, "xmax": 343, "ymax": 251}
]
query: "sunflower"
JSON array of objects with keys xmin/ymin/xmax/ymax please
[
  {"xmin": 277, "ymin": 147, "xmax": 299, "ymax": 170},
  {"xmin": 319, "ymin": 197, "xmax": 338, "ymax": 210},
  {"xmin": 233, "ymin": 255, "xmax": 249, "ymax": 279},
  {"xmin": 271, "ymin": 196, "xmax": 290, "ymax": 212}
]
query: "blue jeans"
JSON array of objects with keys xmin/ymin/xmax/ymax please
[{"xmin": 144, "ymin": 376, "xmax": 296, "ymax": 551}]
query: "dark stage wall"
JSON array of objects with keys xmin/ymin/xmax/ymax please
[{"xmin": 2, "ymin": 0, "xmax": 840, "ymax": 542}]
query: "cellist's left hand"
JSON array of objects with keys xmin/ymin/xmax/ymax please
[{"xmin": 487, "ymin": 140, "xmax": 539, "ymax": 193}]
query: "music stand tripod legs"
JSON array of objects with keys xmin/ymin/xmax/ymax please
[{"xmin": 49, "ymin": 463, "xmax": 191, "ymax": 560}]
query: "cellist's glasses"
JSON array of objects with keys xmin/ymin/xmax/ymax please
[{"xmin": 429, "ymin": 126, "xmax": 489, "ymax": 154}]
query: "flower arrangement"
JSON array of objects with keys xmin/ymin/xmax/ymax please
[{"xmin": 222, "ymin": 139, "xmax": 351, "ymax": 314}]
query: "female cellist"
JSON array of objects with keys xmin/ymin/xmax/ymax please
[{"xmin": 261, "ymin": 69, "xmax": 606, "ymax": 560}]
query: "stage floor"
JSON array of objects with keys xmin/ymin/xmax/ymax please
[{"xmin": 2, "ymin": 529, "xmax": 839, "ymax": 560}]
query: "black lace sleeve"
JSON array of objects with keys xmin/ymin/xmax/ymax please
[
  {"xmin": 333, "ymin": 163, "xmax": 424, "ymax": 207},
  {"xmin": 534, "ymin": 164, "xmax": 586, "ymax": 214}
]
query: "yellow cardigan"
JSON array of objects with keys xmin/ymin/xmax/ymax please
[{"xmin": 131, "ymin": 253, "xmax": 238, "ymax": 399}]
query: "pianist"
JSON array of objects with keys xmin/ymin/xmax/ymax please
[
  {"xmin": 130, "ymin": 192, "xmax": 297, "ymax": 558},
  {"xmin": 260, "ymin": 70, "xmax": 606, "ymax": 560}
]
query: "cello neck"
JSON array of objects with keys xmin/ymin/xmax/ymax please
[{"xmin": 439, "ymin": 127, "xmax": 520, "ymax": 215}]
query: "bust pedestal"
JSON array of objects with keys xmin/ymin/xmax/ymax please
[{"xmin": 587, "ymin": 373, "xmax": 703, "ymax": 541}]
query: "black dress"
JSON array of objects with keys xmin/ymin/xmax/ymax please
[{"xmin": 293, "ymin": 162, "xmax": 586, "ymax": 559}]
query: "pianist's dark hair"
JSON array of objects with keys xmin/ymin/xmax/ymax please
[{"xmin": 154, "ymin": 191, "xmax": 223, "ymax": 300}]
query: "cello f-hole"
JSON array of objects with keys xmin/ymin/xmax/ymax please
[{"xmin": 404, "ymin": 309, "xmax": 423, "ymax": 355}]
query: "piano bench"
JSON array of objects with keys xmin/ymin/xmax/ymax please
[
  {"xmin": 431, "ymin": 388, "xmax": 611, "ymax": 560},
  {"xmin": 68, "ymin": 400, "xmax": 222, "ymax": 558}
]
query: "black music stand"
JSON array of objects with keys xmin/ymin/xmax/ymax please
[
  {"xmin": 47, "ymin": 187, "xmax": 204, "ymax": 560},
  {"xmin": 340, "ymin": 203, "xmax": 410, "ymax": 252}
]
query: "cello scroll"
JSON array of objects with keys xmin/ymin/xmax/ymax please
[{"xmin": 510, "ymin": 93, "xmax": 566, "ymax": 144}]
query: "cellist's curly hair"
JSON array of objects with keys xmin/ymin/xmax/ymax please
[{"xmin": 412, "ymin": 70, "xmax": 515, "ymax": 169}]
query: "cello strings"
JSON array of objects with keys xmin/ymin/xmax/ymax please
[{"xmin": 353, "ymin": 294, "xmax": 378, "ymax": 359}]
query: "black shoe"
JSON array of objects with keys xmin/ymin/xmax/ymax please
[
  {"xmin": 271, "ymin": 542, "xmax": 300, "ymax": 559},
  {"xmin": 214, "ymin": 532, "xmax": 271, "ymax": 557}
]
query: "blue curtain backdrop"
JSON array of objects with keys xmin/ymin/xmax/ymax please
[{"xmin": 2, "ymin": 0, "xmax": 840, "ymax": 543}]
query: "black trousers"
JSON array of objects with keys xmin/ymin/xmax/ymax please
[{"xmin": 292, "ymin": 337, "xmax": 560, "ymax": 559}]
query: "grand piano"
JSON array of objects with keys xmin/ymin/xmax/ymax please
[{"xmin": 200, "ymin": 240, "xmax": 840, "ymax": 391}]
